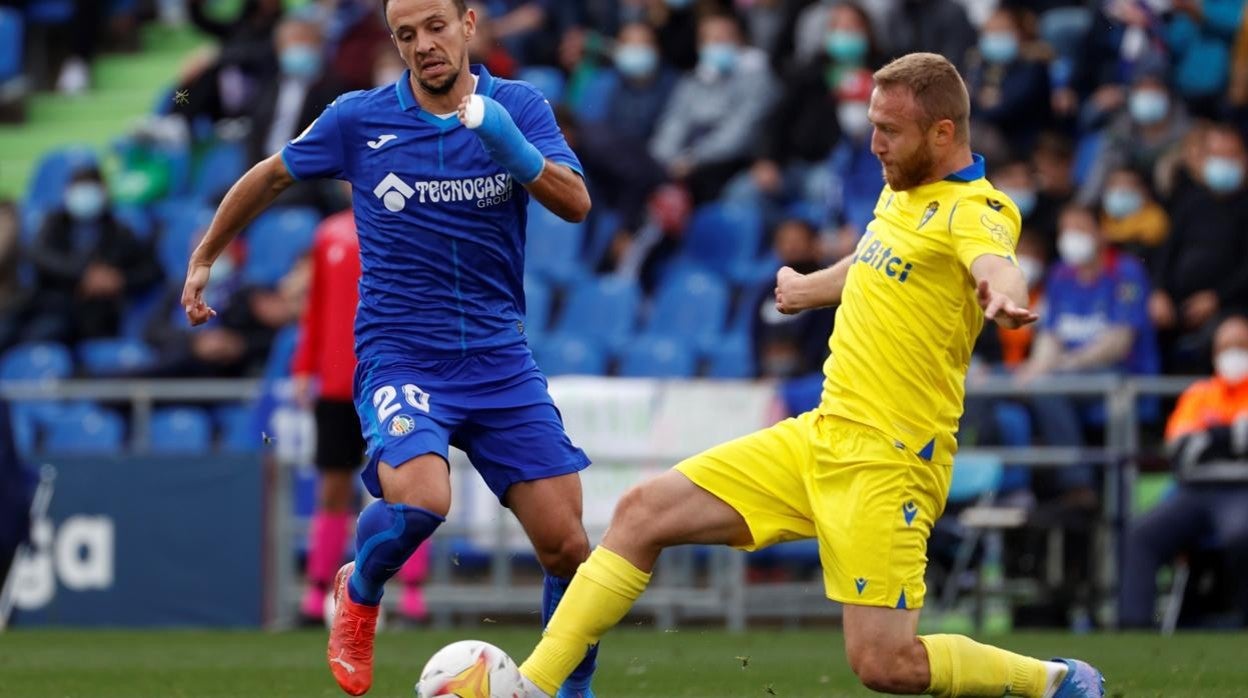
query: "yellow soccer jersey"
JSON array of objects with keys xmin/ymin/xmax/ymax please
[{"xmin": 818, "ymin": 155, "xmax": 1020, "ymax": 465}]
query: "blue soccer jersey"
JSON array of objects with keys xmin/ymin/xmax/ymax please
[{"xmin": 281, "ymin": 65, "xmax": 582, "ymax": 361}]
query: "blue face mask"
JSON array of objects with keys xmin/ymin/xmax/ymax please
[
  {"xmin": 997, "ymin": 187, "xmax": 1036, "ymax": 218},
  {"xmin": 978, "ymin": 32, "xmax": 1019, "ymax": 64},
  {"xmin": 615, "ymin": 44, "xmax": 658, "ymax": 79},
  {"xmin": 1103, "ymin": 187, "xmax": 1143, "ymax": 218},
  {"xmin": 64, "ymin": 182, "xmax": 106, "ymax": 221},
  {"xmin": 280, "ymin": 44, "xmax": 323, "ymax": 80},
  {"xmin": 1128, "ymin": 89, "xmax": 1169, "ymax": 126},
  {"xmin": 699, "ymin": 42, "xmax": 738, "ymax": 75},
  {"xmin": 825, "ymin": 31, "xmax": 868, "ymax": 63},
  {"xmin": 1204, "ymin": 156, "xmax": 1245, "ymax": 194}
]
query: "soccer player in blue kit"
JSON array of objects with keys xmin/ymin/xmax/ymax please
[{"xmin": 180, "ymin": 1, "xmax": 599, "ymax": 695}]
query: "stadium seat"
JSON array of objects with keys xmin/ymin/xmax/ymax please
[
  {"xmin": 584, "ymin": 207, "xmax": 620, "ymax": 270},
  {"xmin": 0, "ymin": 342, "xmax": 73, "ymax": 382},
  {"xmin": 523, "ymin": 275, "xmax": 552, "ymax": 338},
  {"xmin": 264, "ymin": 325, "xmax": 301, "ymax": 380},
  {"xmin": 704, "ymin": 333, "xmax": 754, "ymax": 379},
  {"xmin": 642, "ymin": 269, "xmax": 730, "ymax": 347},
  {"xmin": 947, "ymin": 453, "xmax": 1004, "ymax": 505},
  {"xmin": 24, "ymin": 146, "xmax": 97, "ymax": 213},
  {"xmin": 0, "ymin": 8, "xmax": 22, "ymax": 83},
  {"xmin": 571, "ymin": 71, "xmax": 617, "ymax": 124},
  {"xmin": 10, "ymin": 405, "xmax": 36, "ymax": 456},
  {"xmin": 617, "ymin": 335, "xmax": 696, "ymax": 378},
  {"xmin": 516, "ymin": 66, "xmax": 565, "ymax": 103},
  {"xmin": 76, "ymin": 337, "xmax": 156, "ymax": 376},
  {"xmin": 676, "ymin": 201, "xmax": 764, "ymax": 276},
  {"xmin": 155, "ymin": 200, "xmax": 215, "ymax": 282},
  {"xmin": 190, "ymin": 139, "xmax": 247, "ymax": 202},
  {"xmin": 25, "ymin": 0, "xmax": 74, "ymax": 24},
  {"xmin": 551, "ymin": 276, "xmax": 640, "ymax": 349},
  {"xmin": 525, "ymin": 199, "xmax": 588, "ymax": 287},
  {"xmin": 215, "ymin": 404, "xmax": 258, "ymax": 453},
  {"xmin": 531, "ymin": 334, "xmax": 607, "ymax": 376},
  {"xmin": 112, "ymin": 204, "xmax": 154, "ymax": 240},
  {"xmin": 777, "ymin": 372, "xmax": 823, "ymax": 417},
  {"xmin": 19, "ymin": 204, "xmax": 45, "ymax": 244},
  {"xmin": 242, "ymin": 207, "xmax": 320, "ymax": 286},
  {"xmin": 43, "ymin": 404, "xmax": 126, "ymax": 454},
  {"xmin": 150, "ymin": 406, "xmax": 213, "ymax": 454}
]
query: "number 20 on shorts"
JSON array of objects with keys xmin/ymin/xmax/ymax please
[{"xmin": 373, "ymin": 384, "xmax": 432, "ymax": 420}]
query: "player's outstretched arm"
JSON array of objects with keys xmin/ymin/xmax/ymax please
[
  {"xmin": 970, "ymin": 254, "xmax": 1038, "ymax": 330},
  {"xmin": 775, "ymin": 254, "xmax": 853, "ymax": 314},
  {"xmin": 182, "ymin": 153, "xmax": 295, "ymax": 326},
  {"xmin": 459, "ymin": 94, "xmax": 590, "ymax": 223}
]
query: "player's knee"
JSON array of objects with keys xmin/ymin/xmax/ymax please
[
  {"xmin": 536, "ymin": 532, "xmax": 589, "ymax": 578},
  {"xmin": 611, "ymin": 485, "xmax": 661, "ymax": 545},
  {"xmin": 846, "ymin": 640, "xmax": 909, "ymax": 693}
]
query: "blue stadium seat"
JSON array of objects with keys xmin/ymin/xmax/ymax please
[
  {"xmin": 155, "ymin": 200, "xmax": 216, "ymax": 282},
  {"xmin": 642, "ymin": 269, "xmax": 729, "ymax": 347},
  {"xmin": 112, "ymin": 204, "xmax": 154, "ymax": 240},
  {"xmin": 523, "ymin": 275, "xmax": 552, "ymax": 338},
  {"xmin": 0, "ymin": 342, "xmax": 73, "ymax": 381},
  {"xmin": 24, "ymin": 146, "xmax": 97, "ymax": 213},
  {"xmin": 215, "ymin": 404, "xmax": 258, "ymax": 453},
  {"xmin": 44, "ymin": 404, "xmax": 126, "ymax": 454},
  {"xmin": 704, "ymin": 333, "xmax": 754, "ymax": 379},
  {"xmin": 264, "ymin": 325, "xmax": 301, "ymax": 379},
  {"xmin": 552, "ymin": 276, "xmax": 640, "ymax": 349},
  {"xmin": 947, "ymin": 453, "xmax": 1004, "ymax": 505},
  {"xmin": 190, "ymin": 140, "xmax": 246, "ymax": 202},
  {"xmin": 571, "ymin": 71, "xmax": 617, "ymax": 124},
  {"xmin": 0, "ymin": 8, "xmax": 23, "ymax": 83},
  {"xmin": 76, "ymin": 337, "xmax": 156, "ymax": 376},
  {"xmin": 531, "ymin": 334, "xmax": 607, "ymax": 376},
  {"xmin": 10, "ymin": 405, "xmax": 36, "ymax": 456},
  {"xmin": 20, "ymin": 204, "xmax": 45, "ymax": 245},
  {"xmin": 677, "ymin": 202, "xmax": 764, "ymax": 275},
  {"xmin": 617, "ymin": 335, "xmax": 697, "ymax": 378},
  {"xmin": 517, "ymin": 66, "xmax": 565, "ymax": 103},
  {"xmin": 777, "ymin": 372, "xmax": 823, "ymax": 417},
  {"xmin": 584, "ymin": 207, "xmax": 619, "ymax": 269},
  {"xmin": 25, "ymin": 0, "xmax": 74, "ymax": 25},
  {"xmin": 243, "ymin": 207, "xmax": 320, "ymax": 286},
  {"xmin": 150, "ymin": 406, "xmax": 213, "ymax": 454},
  {"xmin": 526, "ymin": 199, "xmax": 587, "ymax": 287}
]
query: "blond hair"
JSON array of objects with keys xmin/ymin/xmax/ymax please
[{"xmin": 873, "ymin": 53, "xmax": 970, "ymax": 144}]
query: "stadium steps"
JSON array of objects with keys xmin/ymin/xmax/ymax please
[{"xmin": 0, "ymin": 23, "xmax": 206, "ymax": 198}]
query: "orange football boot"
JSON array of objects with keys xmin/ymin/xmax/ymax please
[{"xmin": 327, "ymin": 562, "xmax": 379, "ymax": 696}]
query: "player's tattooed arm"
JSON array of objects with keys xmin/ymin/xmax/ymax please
[
  {"xmin": 182, "ymin": 153, "xmax": 295, "ymax": 326},
  {"xmin": 774, "ymin": 254, "xmax": 853, "ymax": 314}
]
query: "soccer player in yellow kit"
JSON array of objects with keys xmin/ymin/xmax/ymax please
[{"xmin": 516, "ymin": 53, "xmax": 1106, "ymax": 698}]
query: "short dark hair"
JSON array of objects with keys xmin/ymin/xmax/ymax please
[{"xmin": 381, "ymin": 0, "xmax": 467, "ymax": 20}]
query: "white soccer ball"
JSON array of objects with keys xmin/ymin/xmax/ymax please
[{"xmin": 415, "ymin": 640, "xmax": 524, "ymax": 698}]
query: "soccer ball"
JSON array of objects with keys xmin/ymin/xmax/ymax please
[{"xmin": 415, "ymin": 640, "xmax": 525, "ymax": 698}]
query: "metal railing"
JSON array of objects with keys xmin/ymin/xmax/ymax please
[{"xmin": 0, "ymin": 374, "xmax": 1198, "ymax": 630}]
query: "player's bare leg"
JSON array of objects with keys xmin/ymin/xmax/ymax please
[
  {"xmin": 842, "ymin": 605, "xmax": 1103, "ymax": 697},
  {"xmin": 328, "ymin": 454, "xmax": 450, "ymax": 696},
  {"xmin": 508, "ymin": 473, "xmax": 593, "ymax": 697},
  {"xmin": 519, "ymin": 470, "xmax": 751, "ymax": 696}
]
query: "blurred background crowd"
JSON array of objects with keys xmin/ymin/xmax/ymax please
[{"xmin": 1, "ymin": 0, "xmax": 1247, "ymax": 630}]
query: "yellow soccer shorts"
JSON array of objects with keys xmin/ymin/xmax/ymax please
[{"xmin": 674, "ymin": 410, "xmax": 952, "ymax": 609}]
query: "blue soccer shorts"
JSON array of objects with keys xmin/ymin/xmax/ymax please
[{"xmin": 353, "ymin": 343, "xmax": 590, "ymax": 503}]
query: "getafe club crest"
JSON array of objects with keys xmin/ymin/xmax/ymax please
[{"xmin": 918, "ymin": 201, "xmax": 939, "ymax": 228}]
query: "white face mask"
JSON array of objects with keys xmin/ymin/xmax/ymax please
[
  {"xmin": 837, "ymin": 102, "xmax": 871, "ymax": 139},
  {"xmin": 1017, "ymin": 255, "xmax": 1044, "ymax": 288},
  {"xmin": 1215, "ymin": 348, "xmax": 1248, "ymax": 384},
  {"xmin": 1058, "ymin": 229, "xmax": 1098, "ymax": 266}
]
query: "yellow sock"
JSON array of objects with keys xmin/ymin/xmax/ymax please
[
  {"xmin": 919, "ymin": 634, "xmax": 1049, "ymax": 697},
  {"xmin": 520, "ymin": 547, "xmax": 651, "ymax": 695}
]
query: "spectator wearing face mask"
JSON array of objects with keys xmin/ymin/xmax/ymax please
[
  {"xmin": 1078, "ymin": 67, "xmax": 1191, "ymax": 206},
  {"xmin": 1099, "ymin": 165, "xmax": 1170, "ymax": 270},
  {"xmin": 821, "ymin": 68, "xmax": 882, "ymax": 257},
  {"xmin": 26, "ymin": 166, "xmax": 162, "ymax": 346},
  {"xmin": 1017, "ymin": 205, "xmax": 1158, "ymax": 494},
  {"xmin": 749, "ymin": 218, "xmax": 834, "ymax": 378},
  {"xmin": 1150, "ymin": 124, "xmax": 1248, "ymax": 374},
  {"xmin": 619, "ymin": 0, "xmax": 701, "ymax": 72},
  {"xmin": 1119, "ymin": 314, "xmax": 1248, "ymax": 630},
  {"xmin": 726, "ymin": 3, "xmax": 881, "ymax": 218},
  {"xmin": 990, "ymin": 157, "xmax": 1054, "ymax": 260},
  {"xmin": 649, "ymin": 11, "xmax": 778, "ymax": 203},
  {"xmin": 966, "ymin": 6, "xmax": 1053, "ymax": 156},
  {"xmin": 576, "ymin": 22, "xmax": 676, "ymax": 238}
]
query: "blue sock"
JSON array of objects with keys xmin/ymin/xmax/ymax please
[
  {"xmin": 544, "ymin": 574, "xmax": 599, "ymax": 690},
  {"xmin": 347, "ymin": 501, "xmax": 443, "ymax": 606}
]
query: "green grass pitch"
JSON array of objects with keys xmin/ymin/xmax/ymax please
[{"xmin": 2, "ymin": 628, "xmax": 1245, "ymax": 697}]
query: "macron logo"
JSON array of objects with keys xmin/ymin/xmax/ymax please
[
  {"xmin": 367, "ymin": 134, "xmax": 398, "ymax": 149},
  {"xmin": 374, "ymin": 173, "xmax": 416, "ymax": 212}
]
